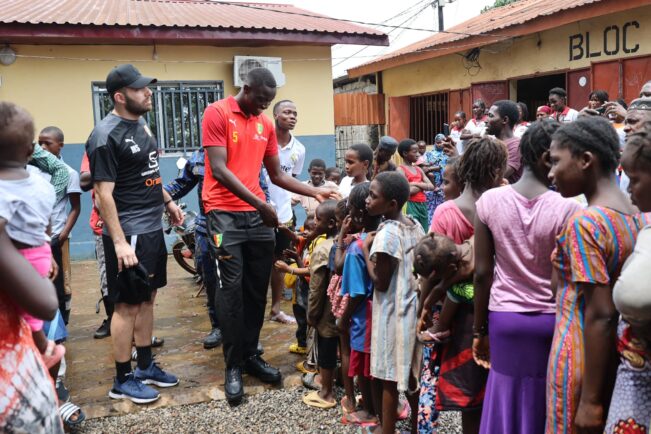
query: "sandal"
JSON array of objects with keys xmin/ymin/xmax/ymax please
[
  {"xmin": 288, "ymin": 343, "xmax": 307, "ymax": 355},
  {"xmin": 342, "ymin": 410, "xmax": 379, "ymax": 427},
  {"xmin": 270, "ymin": 311, "xmax": 296, "ymax": 324},
  {"xmin": 59, "ymin": 401, "xmax": 85, "ymax": 428},
  {"xmin": 301, "ymin": 372, "xmax": 321, "ymax": 390},
  {"xmin": 43, "ymin": 340, "xmax": 66, "ymax": 369},
  {"xmin": 296, "ymin": 360, "xmax": 317, "ymax": 375},
  {"xmin": 56, "ymin": 378, "xmax": 70, "ymax": 403},
  {"xmin": 417, "ymin": 329, "xmax": 451, "ymax": 345},
  {"xmin": 302, "ymin": 391, "xmax": 336, "ymax": 409}
]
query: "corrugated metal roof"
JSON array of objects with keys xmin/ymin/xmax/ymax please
[
  {"xmin": 351, "ymin": 0, "xmax": 619, "ymax": 74},
  {"xmin": 0, "ymin": 0, "xmax": 385, "ymax": 36}
]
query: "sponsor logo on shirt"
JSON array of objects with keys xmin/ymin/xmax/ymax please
[
  {"xmin": 148, "ymin": 151, "xmax": 159, "ymax": 169},
  {"xmin": 125, "ymin": 137, "xmax": 140, "ymax": 154}
]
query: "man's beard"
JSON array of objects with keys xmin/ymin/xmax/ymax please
[{"xmin": 124, "ymin": 94, "xmax": 151, "ymax": 116}]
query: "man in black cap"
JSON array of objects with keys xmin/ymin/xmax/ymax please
[{"xmin": 86, "ymin": 64, "xmax": 183, "ymax": 404}]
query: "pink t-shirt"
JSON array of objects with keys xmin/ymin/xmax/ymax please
[
  {"xmin": 429, "ymin": 200, "xmax": 474, "ymax": 243},
  {"xmin": 476, "ymin": 186, "xmax": 582, "ymax": 313}
]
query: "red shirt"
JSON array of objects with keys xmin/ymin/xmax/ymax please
[
  {"xmin": 202, "ymin": 96, "xmax": 278, "ymax": 212},
  {"xmin": 399, "ymin": 165, "xmax": 427, "ymax": 203},
  {"xmin": 80, "ymin": 153, "xmax": 103, "ymax": 236}
]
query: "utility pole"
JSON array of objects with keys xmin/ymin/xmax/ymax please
[{"xmin": 437, "ymin": 0, "xmax": 444, "ymax": 31}]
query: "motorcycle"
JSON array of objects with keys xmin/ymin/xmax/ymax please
[{"xmin": 164, "ymin": 202, "xmax": 198, "ymax": 275}]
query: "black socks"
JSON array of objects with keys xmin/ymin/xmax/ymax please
[
  {"xmin": 115, "ymin": 360, "xmax": 132, "ymax": 384},
  {"xmin": 136, "ymin": 345, "xmax": 152, "ymax": 370}
]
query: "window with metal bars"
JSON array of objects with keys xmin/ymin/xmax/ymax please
[
  {"xmin": 91, "ymin": 81, "xmax": 224, "ymax": 154},
  {"xmin": 409, "ymin": 93, "xmax": 448, "ymax": 143}
]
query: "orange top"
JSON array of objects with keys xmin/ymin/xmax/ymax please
[{"xmin": 202, "ymin": 96, "xmax": 278, "ymax": 212}]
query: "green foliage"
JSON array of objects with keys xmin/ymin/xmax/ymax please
[{"xmin": 481, "ymin": 0, "xmax": 519, "ymax": 13}]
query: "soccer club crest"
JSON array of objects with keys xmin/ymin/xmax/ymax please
[
  {"xmin": 256, "ymin": 123, "xmax": 264, "ymax": 135},
  {"xmin": 213, "ymin": 233, "xmax": 223, "ymax": 248}
]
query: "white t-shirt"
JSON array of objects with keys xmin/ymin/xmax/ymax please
[
  {"xmin": 267, "ymin": 135, "xmax": 305, "ymax": 223},
  {"xmin": 614, "ymin": 225, "xmax": 651, "ymax": 324},
  {"xmin": 338, "ymin": 176, "xmax": 354, "ymax": 198},
  {"xmin": 465, "ymin": 117, "xmax": 487, "ymax": 137},
  {"xmin": 29, "ymin": 162, "xmax": 81, "ymax": 236},
  {"xmin": 514, "ymin": 122, "xmax": 529, "ymax": 138},
  {"xmin": 0, "ymin": 172, "xmax": 55, "ymax": 246}
]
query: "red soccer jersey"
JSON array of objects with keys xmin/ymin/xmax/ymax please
[
  {"xmin": 80, "ymin": 152, "xmax": 103, "ymax": 235},
  {"xmin": 202, "ymin": 96, "xmax": 278, "ymax": 212}
]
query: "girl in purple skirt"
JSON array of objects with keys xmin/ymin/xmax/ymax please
[{"xmin": 472, "ymin": 120, "xmax": 581, "ymax": 434}]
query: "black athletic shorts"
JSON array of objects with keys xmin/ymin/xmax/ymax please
[{"xmin": 103, "ymin": 229, "xmax": 167, "ymax": 305}]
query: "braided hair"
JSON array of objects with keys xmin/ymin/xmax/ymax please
[
  {"xmin": 520, "ymin": 119, "xmax": 561, "ymax": 169},
  {"xmin": 412, "ymin": 233, "xmax": 458, "ymax": 277},
  {"xmin": 551, "ymin": 116, "xmax": 620, "ymax": 173},
  {"xmin": 624, "ymin": 120, "xmax": 651, "ymax": 170},
  {"xmin": 348, "ymin": 182, "xmax": 382, "ymax": 231},
  {"xmin": 457, "ymin": 136, "xmax": 507, "ymax": 191}
]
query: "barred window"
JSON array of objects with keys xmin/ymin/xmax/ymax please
[{"xmin": 91, "ymin": 81, "xmax": 224, "ymax": 153}]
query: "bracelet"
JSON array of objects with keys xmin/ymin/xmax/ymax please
[
  {"xmin": 164, "ymin": 199, "xmax": 173, "ymax": 206},
  {"xmin": 337, "ymin": 242, "xmax": 350, "ymax": 250}
]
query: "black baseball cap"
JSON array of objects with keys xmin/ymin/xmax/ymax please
[{"xmin": 106, "ymin": 64, "xmax": 157, "ymax": 94}]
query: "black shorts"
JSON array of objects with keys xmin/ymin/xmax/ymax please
[
  {"xmin": 274, "ymin": 226, "xmax": 293, "ymax": 257},
  {"xmin": 103, "ymin": 230, "xmax": 167, "ymax": 305}
]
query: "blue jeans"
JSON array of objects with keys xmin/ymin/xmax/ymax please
[{"xmin": 195, "ymin": 229, "xmax": 219, "ymax": 329}]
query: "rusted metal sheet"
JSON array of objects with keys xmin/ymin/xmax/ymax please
[
  {"xmin": 0, "ymin": 0, "xmax": 387, "ymax": 39},
  {"xmin": 334, "ymin": 93, "xmax": 385, "ymax": 126}
]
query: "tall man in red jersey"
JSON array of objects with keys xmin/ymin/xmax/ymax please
[{"xmin": 202, "ymin": 68, "xmax": 335, "ymax": 404}]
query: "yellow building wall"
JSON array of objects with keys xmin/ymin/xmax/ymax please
[
  {"xmin": 382, "ymin": 5, "xmax": 651, "ymax": 97},
  {"xmin": 0, "ymin": 44, "xmax": 333, "ymax": 143}
]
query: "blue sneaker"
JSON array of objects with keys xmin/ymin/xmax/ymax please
[
  {"xmin": 134, "ymin": 362, "xmax": 179, "ymax": 388},
  {"xmin": 108, "ymin": 374, "xmax": 160, "ymax": 404}
]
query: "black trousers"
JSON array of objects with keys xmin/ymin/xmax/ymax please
[
  {"xmin": 50, "ymin": 235, "xmax": 70, "ymax": 325},
  {"xmin": 207, "ymin": 210, "xmax": 275, "ymax": 368}
]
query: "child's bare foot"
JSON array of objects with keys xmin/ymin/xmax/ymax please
[{"xmin": 340, "ymin": 395, "xmax": 357, "ymax": 414}]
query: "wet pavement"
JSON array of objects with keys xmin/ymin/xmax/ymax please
[{"xmin": 66, "ymin": 260, "xmax": 304, "ymax": 419}]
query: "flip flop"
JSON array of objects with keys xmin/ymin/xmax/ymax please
[
  {"xmin": 270, "ymin": 311, "xmax": 297, "ymax": 324},
  {"xmin": 340, "ymin": 396, "xmax": 357, "ymax": 415},
  {"xmin": 302, "ymin": 372, "xmax": 321, "ymax": 390},
  {"xmin": 417, "ymin": 329, "xmax": 451, "ymax": 345},
  {"xmin": 288, "ymin": 343, "xmax": 307, "ymax": 355},
  {"xmin": 59, "ymin": 401, "xmax": 85, "ymax": 428},
  {"xmin": 302, "ymin": 391, "xmax": 336, "ymax": 409},
  {"xmin": 296, "ymin": 360, "xmax": 317, "ymax": 374},
  {"xmin": 341, "ymin": 411, "xmax": 379, "ymax": 427}
]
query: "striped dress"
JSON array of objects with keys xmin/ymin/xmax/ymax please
[
  {"xmin": 545, "ymin": 207, "xmax": 649, "ymax": 434},
  {"xmin": 370, "ymin": 217, "xmax": 425, "ymax": 392}
]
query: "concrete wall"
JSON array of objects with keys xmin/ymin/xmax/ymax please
[
  {"xmin": 0, "ymin": 44, "xmax": 335, "ymax": 141},
  {"xmin": 381, "ymin": 5, "xmax": 651, "ymax": 97},
  {"xmin": 2, "ymin": 43, "xmax": 338, "ymax": 259}
]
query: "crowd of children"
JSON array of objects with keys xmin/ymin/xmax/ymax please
[
  {"xmin": 283, "ymin": 89, "xmax": 651, "ymax": 434},
  {"xmin": 3, "ymin": 77, "xmax": 651, "ymax": 434}
]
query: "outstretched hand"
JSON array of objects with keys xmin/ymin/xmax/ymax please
[
  {"xmin": 316, "ymin": 186, "xmax": 341, "ymax": 203},
  {"xmin": 257, "ymin": 202, "xmax": 279, "ymax": 228}
]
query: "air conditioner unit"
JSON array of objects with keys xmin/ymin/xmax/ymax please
[{"xmin": 233, "ymin": 56, "xmax": 286, "ymax": 88}]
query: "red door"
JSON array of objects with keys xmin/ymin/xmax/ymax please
[
  {"xmin": 623, "ymin": 56, "xmax": 651, "ymax": 103},
  {"xmin": 567, "ymin": 68, "xmax": 591, "ymax": 110},
  {"xmin": 592, "ymin": 60, "xmax": 621, "ymax": 100},
  {"xmin": 388, "ymin": 96, "xmax": 410, "ymax": 141},
  {"xmin": 471, "ymin": 81, "xmax": 509, "ymax": 107}
]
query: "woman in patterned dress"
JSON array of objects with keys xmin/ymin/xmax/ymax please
[
  {"xmin": 606, "ymin": 123, "xmax": 651, "ymax": 433},
  {"xmin": 546, "ymin": 117, "xmax": 647, "ymax": 434},
  {"xmin": 0, "ymin": 219, "xmax": 63, "ymax": 434},
  {"xmin": 423, "ymin": 134, "xmax": 448, "ymax": 225}
]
